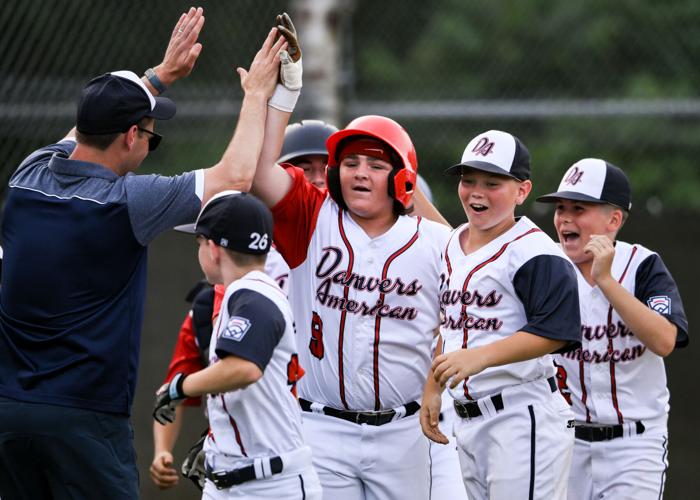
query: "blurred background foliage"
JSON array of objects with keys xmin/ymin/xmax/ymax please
[
  {"xmin": 1, "ymin": 1, "xmax": 697, "ymax": 498},
  {"xmin": 2, "ymin": 0, "xmax": 700, "ymax": 220}
]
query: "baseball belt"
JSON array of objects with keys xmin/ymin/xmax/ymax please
[
  {"xmin": 205, "ymin": 456, "xmax": 283, "ymax": 490},
  {"xmin": 574, "ymin": 420, "xmax": 646, "ymax": 442},
  {"xmin": 454, "ymin": 376, "xmax": 557, "ymax": 419},
  {"xmin": 299, "ymin": 398, "xmax": 421, "ymax": 426}
]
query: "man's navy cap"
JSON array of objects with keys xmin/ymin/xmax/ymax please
[
  {"xmin": 76, "ymin": 70, "xmax": 176, "ymax": 135},
  {"xmin": 536, "ymin": 158, "xmax": 632, "ymax": 211},
  {"xmin": 445, "ymin": 130, "xmax": 530, "ymax": 181},
  {"xmin": 175, "ymin": 191, "xmax": 274, "ymax": 256}
]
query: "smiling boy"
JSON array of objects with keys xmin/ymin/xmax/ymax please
[
  {"xmin": 537, "ymin": 158, "xmax": 689, "ymax": 500},
  {"xmin": 421, "ymin": 130, "xmax": 581, "ymax": 500},
  {"xmin": 250, "ymin": 114, "xmax": 450, "ymax": 500}
]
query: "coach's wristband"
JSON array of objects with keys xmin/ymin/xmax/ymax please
[
  {"xmin": 268, "ymin": 84, "xmax": 300, "ymax": 113},
  {"xmin": 145, "ymin": 67, "xmax": 167, "ymax": 94}
]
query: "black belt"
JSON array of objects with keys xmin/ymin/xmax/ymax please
[
  {"xmin": 299, "ymin": 398, "xmax": 421, "ymax": 426},
  {"xmin": 575, "ymin": 421, "xmax": 645, "ymax": 442},
  {"xmin": 205, "ymin": 457, "xmax": 283, "ymax": 489},
  {"xmin": 454, "ymin": 376, "xmax": 557, "ymax": 419}
]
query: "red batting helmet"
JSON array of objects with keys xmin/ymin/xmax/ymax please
[{"xmin": 325, "ymin": 115, "xmax": 418, "ymax": 211}]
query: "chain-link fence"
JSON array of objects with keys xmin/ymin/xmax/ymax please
[
  {"xmin": 2, "ymin": 1, "xmax": 697, "ymax": 498},
  {"xmin": 4, "ymin": 1, "xmax": 700, "ymax": 217}
]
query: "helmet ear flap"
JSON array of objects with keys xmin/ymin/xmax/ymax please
[
  {"xmin": 390, "ymin": 168, "xmax": 416, "ymax": 209},
  {"xmin": 325, "ymin": 165, "xmax": 348, "ymax": 211}
]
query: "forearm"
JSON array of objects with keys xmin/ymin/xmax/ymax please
[
  {"xmin": 597, "ymin": 276, "xmax": 677, "ymax": 356},
  {"xmin": 182, "ymin": 356, "xmax": 262, "ymax": 396},
  {"xmin": 479, "ymin": 331, "xmax": 565, "ymax": 369},
  {"xmin": 423, "ymin": 366, "xmax": 443, "ymax": 399},
  {"xmin": 153, "ymin": 405, "xmax": 184, "ymax": 453},
  {"xmin": 204, "ymin": 93, "xmax": 269, "ymax": 201},
  {"xmin": 251, "ymin": 106, "xmax": 294, "ymax": 207},
  {"xmin": 424, "ymin": 333, "xmax": 444, "ymax": 397}
]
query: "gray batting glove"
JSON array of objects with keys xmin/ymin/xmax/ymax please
[{"xmin": 181, "ymin": 430, "xmax": 208, "ymax": 491}]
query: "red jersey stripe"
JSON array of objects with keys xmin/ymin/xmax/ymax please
[
  {"xmin": 337, "ymin": 211, "xmax": 355, "ymax": 410},
  {"xmin": 607, "ymin": 245, "xmax": 638, "ymax": 424},
  {"xmin": 221, "ymin": 395, "xmax": 247, "ymax": 457},
  {"xmin": 579, "ymin": 359, "xmax": 591, "ymax": 423},
  {"xmin": 372, "ymin": 217, "xmax": 422, "ymax": 410}
]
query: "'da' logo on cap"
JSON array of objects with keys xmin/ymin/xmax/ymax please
[
  {"xmin": 471, "ymin": 137, "xmax": 495, "ymax": 157},
  {"xmin": 563, "ymin": 166, "xmax": 584, "ymax": 186}
]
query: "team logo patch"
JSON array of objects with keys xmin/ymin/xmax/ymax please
[
  {"xmin": 221, "ymin": 316, "xmax": 252, "ymax": 341},
  {"xmin": 647, "ymin": 295, "xmax": 671, "ymax": 314}
]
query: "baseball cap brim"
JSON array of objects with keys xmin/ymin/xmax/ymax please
[
  {"xmin": 173, "ymin": 222, "xmax": 197, "ymax": 234},
  {"xmin": 445, "ymin": 160, "xmax": 522, "ymax": 180},
  {"xmin": 536, "ymin": 190, "xmax": 608, "ymax": 204},
  {"xmin": 147, "ymin": 96, "xmax": 176, "ymax": 121}
]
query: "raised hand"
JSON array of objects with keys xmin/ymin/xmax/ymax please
[
  {"xmin": 154, "ymin": 7, "xmax": 205, "ymax": 87},
  {"xmin": 585, "ymin": 234, "xmax": 616, "ymax": 286},
  {"xmin": 237, "ymin": 28, "xmax": 287, "ymax": 100}
]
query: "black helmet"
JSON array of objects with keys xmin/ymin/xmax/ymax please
[{"xmin": 278, "ymin": 120, "xmax": 339, "ymax": 164}]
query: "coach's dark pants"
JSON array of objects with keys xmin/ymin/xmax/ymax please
[{"xmin": 0, "ymin": 396, "xmax": 138, "ymax": 500}]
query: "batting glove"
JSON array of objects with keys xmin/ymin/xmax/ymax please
[
  {"xmin": 276, "ymin": 12, "xmax": 302, "ymax": 91},
  {"xmin": 181, "ymin": 429, "xmax": 208, "ymax": 491},
  {"xmin": 153, "ymin": 372, "xmax": 188, "ymax": 425}
]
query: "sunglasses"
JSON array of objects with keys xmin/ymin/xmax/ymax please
[{"xmin": 137, "ymin": 127, "xmax": 163, "ymax": 151}]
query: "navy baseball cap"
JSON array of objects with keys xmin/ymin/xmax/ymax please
[
  {"xmin": 76, "ymin": 70, "xmax": 176, "ymax": 135},
  {"xmin": 175, "ymin": 191, "xmax": 274, "ymax": 255},
  {"xmin": 536, "ymin": 158, "xmax": 632, "ymax": 211},
  {"xmin": 445, "ymin": 130, "xmax": 530, "ymax": 181}
]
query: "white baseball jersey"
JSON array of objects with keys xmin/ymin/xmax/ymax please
[
  {"xmin": 204, "ymin": 270, "xmax": 305, "ymax": 468},
  {"xmin": 554, "ymin": 241, "xmax": 688, "ymax": 425},
  {"xmin": 440, "ymin": 216, "xmax": 581, "ymax": 402},
  {"xmin": 271, "ymin": 166, "xmax": 449, "ymax": 411},
  {"xmin": 265, "ymin": 246, "xmax": 290, "ymax": 295}
]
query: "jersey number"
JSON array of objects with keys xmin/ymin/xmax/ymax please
[
  {"xmin": 309, "ymin": 311, "xmax": 324, "ymax": 360},
  {"xmin": 248, "ymin": 232, "xmax": 269, "ymax": 251},
  {"xmin": 287, "ymin": 354, "xmax": 302, "ymax": 397}
]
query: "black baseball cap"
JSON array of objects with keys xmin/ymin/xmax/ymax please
[
  {"xmin": 76, "ymin": 70, "xmax": 176, "ymax": 135},
  {"xmin": 175, "ymin": 191, "xmax": 274, "ymax": 255},
  {"xmin": 445, "ymin": 130, "xmax": 530, "ymax": 181},
  {"xmin": 536, "ymin": 158, "xmax": 632, "ymax": 211}
]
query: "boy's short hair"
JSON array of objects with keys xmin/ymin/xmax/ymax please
[
  {"xmin": 223, "ymin": 248, "xmax": 267, "ymax": 267},
  {"xmin": 536, "ymin": 158, "xmax": 632, "ymax": 212}
]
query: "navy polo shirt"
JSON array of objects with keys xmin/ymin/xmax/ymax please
[{"xmin": 0, "ymin": 139, "xmax": 202, "ymax": 415}]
